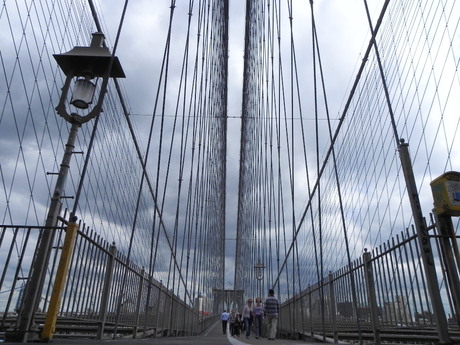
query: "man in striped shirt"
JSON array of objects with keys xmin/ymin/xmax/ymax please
[{"xmin": 264, "ymin": 289, "xmax": 279, "ymax": 340}]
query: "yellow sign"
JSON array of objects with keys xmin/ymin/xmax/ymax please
[{"xmin": 430, "ymin": 171, "xmax": 460, "ymax": 216}]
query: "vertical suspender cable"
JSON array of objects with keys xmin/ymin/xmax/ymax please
[{"xmin": 309, "ymin": 1, "xmax": 364, "ymax": 341}]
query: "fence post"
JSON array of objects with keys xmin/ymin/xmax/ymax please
[
  {"xmin": 328, "ymin": 272, "xmax": 338, "ymax": 343},
  {"xmin": 133, "ymin": 268, "xmax": 145, "ymax": 338},
  {"xmin": 434, "ymin": 213, "xmax": 460, "ymax": 328},
  {"xmin": 363, "ymin": 249, "xmax": 380, "ymax": 345},
  {"xmin": 308, "ymin": 285, "xmax": 313, "ymax": 339},
  {"xmin": 168, "ymin": 288, "xmax": 174, "ymax": 335},
  {"xmin": 155, "ymin": 281, "xmax": 163, "ymax": 337},
  {"xmin": 182, "ymin": 292, "xmax": 188, "ymax": 336},
  {"xmin": 398, "ymin": 141, "xmax": 451, "ymax": 343},
  {"xmin": 97, "ymin": 242, "xmax": 117, "ymax": 339},
  {"xmin": 142, "ymin": 275, "xmax": 153, "ymax": 337}
]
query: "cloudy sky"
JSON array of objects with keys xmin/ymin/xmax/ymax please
[
  {"xmin": 89, "ymin": 0, "xmax": 385, "ymax": 286},
  {"xmin": 2, "ymin": 0, "xmax": 458, "ymax": 300}
]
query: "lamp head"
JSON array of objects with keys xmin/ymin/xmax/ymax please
[
  {"xmin": 53, "ymin": 32, "xmax": 125, "ymax": 79},
  {"xmin": 254, "ymin": 262, "xmax": 265, "ymax": 280},
  {"xmin": 53, "ymin": 32, "xmax": 125, "ymax": 123}
]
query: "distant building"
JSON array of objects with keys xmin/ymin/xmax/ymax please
[
  {"xmin": 337, "ymin": 301, "xmax": 354, "ymax": 318},
  {"xmin": 195, "ymin": 295, "xmax": 212, "ymax": 317},
  {"xmin": 384, "ymin": 295, "xmax": 411, "ymax": 324}
]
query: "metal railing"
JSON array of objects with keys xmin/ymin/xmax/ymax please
[
  {"xmin": 279, "ymin": 217, "xmax": 460, "ymax": 343},
  {"xmin": 0, "ymin": 220, "xmax": 215, "ymax": 340},
  {"xmin": 3, "ymin": 215, "xmax": 460, "ymax": 342}
]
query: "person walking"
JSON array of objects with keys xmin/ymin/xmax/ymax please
[
  {"xmin": 220, "ymin": 310, "xmax": 230, "ymax": 334},
  {"xmin": 242, "ymin": 298, "xmax": 254, "ymax": 339},
  {"xmin": 229, "ymin": 310, "xmax": 237, "ymax": 336},
  {"xmin": 264, "ymin": 289, "xmax": 279, "ymax": 340},
  {"xmin": 253, "ymin": 297, "xmax": 264, "ymax": 339}
]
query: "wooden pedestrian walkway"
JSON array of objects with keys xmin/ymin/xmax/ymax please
[{"xmin": 34, "ymin": 321, "xmax": 317, "ymax": 345}]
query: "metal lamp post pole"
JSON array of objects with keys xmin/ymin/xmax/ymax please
[
  {"xmin": 11, "ymin": 32, "xmax": 125, "ymax": 343},
  {"xmin": 254, "ymin": 262, "xmax": 265, "ymax": 298},
  {"xmin": 16, "ymin": 121, "xmax": 80, "ymax": 342}
]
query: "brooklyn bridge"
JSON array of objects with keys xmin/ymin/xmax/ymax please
[{"xmin": 1, "ymin": 0, "xmax": 460, "ymax": 344}]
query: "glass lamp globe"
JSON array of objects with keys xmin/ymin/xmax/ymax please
[{"xmin": 71, "ymin": 78, "xmax": 96, "ymax": 109}]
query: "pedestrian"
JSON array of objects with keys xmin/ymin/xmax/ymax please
[
  {"xmin": 264, "ymin": 289, "xmax": 279, "ymax": 340},
  {"xmin": 234, "ymin": 312, "xmax": 243, "ymax": 337},
  {"xmin": 253, "ymin": 297, "xmax": 264, "ymax": 339},
  {"xmin": 234, "ymin": 312, "xmax": 242, "ymax": 336},
  {"xmin": 229, "ymin": 310, "xmax": 236, "ymax": 336},
  {"xmin": 241, "ymin": 298, "xmax": 254, "ymax": 339},
  {"xmin": 221, "ymin": 310, "xmax": 230, "ymax": 334}
]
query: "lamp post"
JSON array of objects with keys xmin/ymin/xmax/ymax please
[
  {"xmin": 254, "ymin": 261, "xmax": 265, "ymax": 298},
  {"xmin": 14, "ymin": 32, "xmax": 124, "ymax": 342}
]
